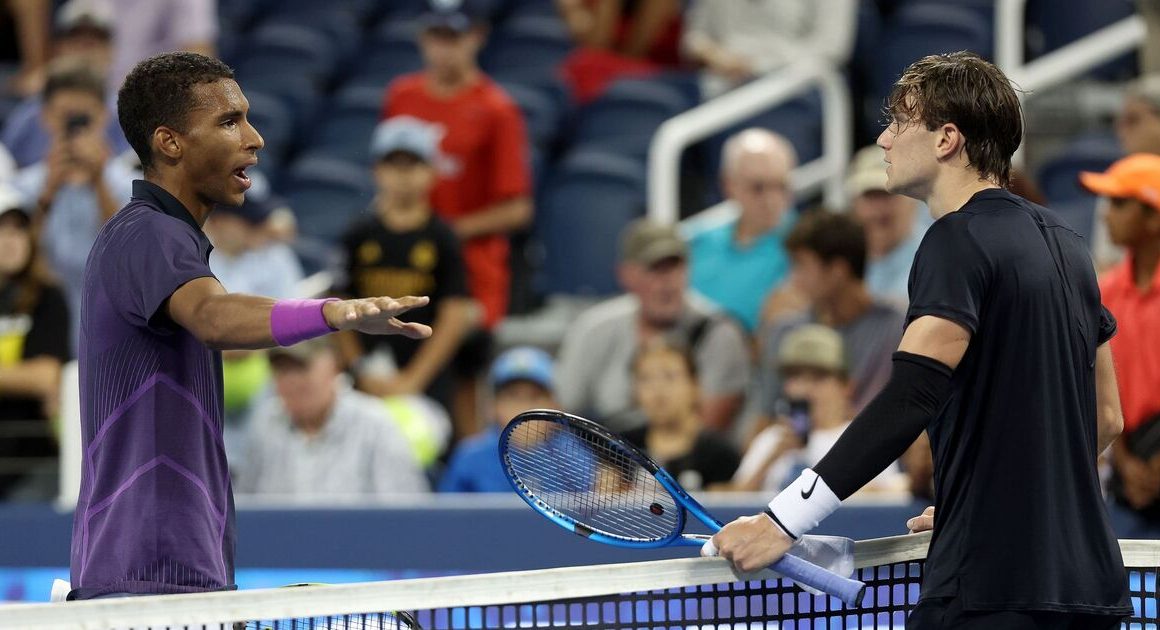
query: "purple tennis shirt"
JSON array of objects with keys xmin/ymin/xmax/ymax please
[{"xmin": 69, "ymin": 180, "xmax": 235, "ymax": 599}]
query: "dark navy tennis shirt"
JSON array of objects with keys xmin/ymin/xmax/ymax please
[
  {"xmin": 70, "ymin": 180, "xmax": 235, "ymax": 599},
  {"xmin": 911, "ymin": 188, "xmax": 1130, "ymax": 615}
]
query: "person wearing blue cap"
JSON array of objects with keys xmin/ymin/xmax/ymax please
[
  {"xmin": 438, "ymin": 346, "xmax": 558, "ymax": 492},
  {"xmin": 337, "ymin": 116, "xmax": 476, "ymax": 420}
]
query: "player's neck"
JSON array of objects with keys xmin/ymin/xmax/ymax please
[
  {"xmin": 144, "ymin": 171, "xmax": 213, "ymax": 226},
  {"xmin": 1131, "ymin": 239, "xmax": 1160, "ymax": 291},
  {"xmin": 817, "ymin": 283, "xmax": 872, "ymax": 327},
  {"xmin": 925, "ymin": 170, "xmax": 999, "ymax": 220}
]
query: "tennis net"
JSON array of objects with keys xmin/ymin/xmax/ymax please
[{"xmin": 3, "ymin": 532, "xmax": 1157, "ymax": 630}]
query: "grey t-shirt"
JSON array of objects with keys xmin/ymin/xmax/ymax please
[
  {"xmin": 235, "ymin": 386, "xmax": 429, "ymax": 497},
  {"xmin": 757, "ymin": 301, "xmax": 904, "ymax": 416},
  {"xmin": 555, "ymin": 294, "xmax": 750, "ymax": 431}
]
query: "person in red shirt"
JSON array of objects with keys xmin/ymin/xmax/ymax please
[
  {"xmin": 381, "ymin": 2, "xmax": 532, "ymax": 435},
  {"xmin": 1081, "ymin": 153, "xmax": 1160, "ymax": 517},
  {"xmin": 381, "ymin": 3, "xmax": 532, "ymax": 333}
]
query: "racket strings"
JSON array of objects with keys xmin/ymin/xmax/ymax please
[{"xmin": 505, "ymin": 418, "xmax": 680, "ymax": 542}]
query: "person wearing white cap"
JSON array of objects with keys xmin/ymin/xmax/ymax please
[
  {"xmin": 336, "ymin": 116, "xmax": 477, "ymax": 436},
  {"xmin": 844, "ymin": 144, "xmax": 926, "ymax": 308}
]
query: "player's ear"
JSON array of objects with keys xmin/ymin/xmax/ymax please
[
  {"xmin": 934, "ymin": 123, "xmax": 965, "ymax": 162},
  {"xmin": 153, "ymin": 126, "xmax": 182, "ymax": 162}
]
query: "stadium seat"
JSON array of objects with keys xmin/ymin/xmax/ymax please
[
  {"xmin": 481, "ymin": 15, "xmax": 575, "ymax": 87},
  {"xmin": 254, "ymin": 8, "xmax": 364, "ymax": 62},
  {"xmin": 236, "ymin": 24, "xmax": 340, "ymax": 83},
  {"xmin": 536, "ymin": 149, "xmax": 647, "ymax": 295},
  {"xmin": 341, "ymin": 20, "xmax": 423, "ymax": 90},
  {"xmin": 304, "ymin": 85, "xmax": 384, "ymax": 164},
  {"xmin": 281, "ymin": 154, "xmax": 376, "ymax": 243},
  {"xmin": 1036, "ymin": 134, "xmax": 1123, "ymax": 205},
  {"xmin": 499, "ymin": 81, "xmax": 563, "ymax": 148},
  {"xmin": 871, "ymin": 3, "xmax": 993, "ymax": 108},
  {"xmin": 235, "ymin": 72, "xmax": 323, "ymax": 130},
  {"xmin": 1026, "ymin": 0, "xmax": 1137, "ymax": 80},
  {"xmin": 568, "ymin": 78, "xmax": 692, "ymax": 157},
  {"xmin": 244, "ymin": 91, "xmax": 295, "ymax": 179}
]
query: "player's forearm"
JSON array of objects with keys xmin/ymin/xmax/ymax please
[
  {"xmin": 183, "ymin": 292, "xmax": 280, "ymax": 350},
  {"xmin": 453, "ymin": 197, "xmax": 532, "ymax": 240},
  {"xmin": 399, "ymin": 299, "xmax": 476, "ymax": 389},
  {"xmin": 1095, "ymin": 343, "xmax": 1124, "ymax": 454},
  {"xmin": 0, "ymin": 357, "xmax": 61, "ymax": 401}
]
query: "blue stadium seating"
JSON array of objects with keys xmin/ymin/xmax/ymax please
[
  {"xmin": 536, "ymin": 149, "xmax": 647, "ymax": 295},
  {"xmin": 568, "ymin": 78, "xmax": 692, "ymax": 157},
  {"xmin": 872, "ymin": 3, "xmax": 994, "ymax": 107},
  {"xmin": 1036, "ymin": 134, "xmax": 1123, "ymax": 204},
  {"xmin": 236, "ymin": 24, "xmax": 340, "ymax": 82},
  {"xmin": 481, "ymin": 15, "xmax": 575, "ymax": 87},
  {"xmin": 235, "ymin": 72, "xmax": 323, "ymax": 131},
  {"xmin": 1026, "ymin": 0, "xmax": 1137, "ymax": 80},
  {"xmin": 1051, "ymin": 198, "xmax": 1099, "ymax": 245},
  {"xmin": 255, "ymin": 8, "xmax": 364, "ymax": 62},
  {"xmin": 305, "ymin": 85, "xmax": 383, "ymax": 164},
  {"xmin": 281, "ymin": 154, "xmax": 376, "ymax": 243},
  {"xmin": 244, "ymin": 91, "xmax": 295, "ymax": 179},
  {"xmin": 499, "ymin": 81, "xmax": 564, "ymax": 149},
  {"xmin": 341, "ymin": 20, "xmax": 423, "ymax": 91}
]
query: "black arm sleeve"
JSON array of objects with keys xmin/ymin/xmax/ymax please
[{"xmin": 814, "ymin": 351, "xmax": 953, "ymax": 500}]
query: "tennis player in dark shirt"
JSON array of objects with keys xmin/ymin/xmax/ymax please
[
  {"xmin": 709, "ymin": 52, "xmax": 1131, "ymax": 629},
  {"xmin": 69, "ymin": 52, "xmax": 431, "ymax": 599}
]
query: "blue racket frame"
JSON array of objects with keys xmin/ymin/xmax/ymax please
[{"xmin": 499, "ymin": 410, "xmax": 867, "ymax": 607}]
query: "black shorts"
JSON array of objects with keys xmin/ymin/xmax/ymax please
[{"xmin": 908, "ymin": 597, "xmax": 1125, "ymax": 630}]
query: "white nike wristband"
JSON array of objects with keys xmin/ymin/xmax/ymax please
[{"xmin": 766, "ymin": 468, "xmax": 840, "ymax": 540}]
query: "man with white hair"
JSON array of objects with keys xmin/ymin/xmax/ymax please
[
  {"xmin": 1117, "ymin": 75, "xmax": 1160, "ymax": 156},
  {"xmin": 685, "ymin": 128, "xmax": 798, "ymax": 332}
]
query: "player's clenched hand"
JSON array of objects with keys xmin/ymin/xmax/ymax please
[
  {"xmin": 702, "ymin": 513, "xmax": 794, "ymax": 574},
  {"xmin": 906, "ymin": 506, "xmax": 935, "ymax": 533},
  {"xmin": 324, "ymin": 296, "xmax": 433, "ymax": 339}
]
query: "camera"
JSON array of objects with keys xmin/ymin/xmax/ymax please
[{"xmin": 64, "ymin": 112, "xmax": 92, "ymax": 139}]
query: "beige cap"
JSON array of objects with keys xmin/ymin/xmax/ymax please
[
  {"xmin": 778, "ymin": 324, "xmax": 846, "ymax": 374},
  {"xmin": 619, "ymin": 219, "xmax": 688, "ymax": 266},
  {"xmin": 845, "ymin": 145, "xmax": 890, "ymax": 200}
]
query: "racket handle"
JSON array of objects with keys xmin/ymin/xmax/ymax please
[{"xmin": 771, "ymin": 553, "xmax": 866, "ymax": 608}]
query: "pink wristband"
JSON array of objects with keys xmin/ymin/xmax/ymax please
[{"xmin": 270, "ymin": 298, "xmax": 340, "ymax": 347}]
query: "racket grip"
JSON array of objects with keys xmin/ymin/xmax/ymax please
[{"xmin": 771, "ymin": 553, "xmax": 866, "ymax": 608}]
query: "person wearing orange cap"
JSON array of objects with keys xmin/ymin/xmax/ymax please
[{"xmin": 1081, "ymin": 153, "xmax": 1160, "ymax": 521}]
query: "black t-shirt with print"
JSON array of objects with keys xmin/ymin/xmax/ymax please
[
  {"xmin": 340, "ymin": 213, "xmax": 468, "ymax": 367},
  {"xmin": 909, "ymin": 188, "xmax": 1130, "ymax": 614}
]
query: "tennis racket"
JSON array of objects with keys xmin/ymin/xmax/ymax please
[{"xmin": 499, "ymin": 409, "xmax": 867, "ymax": 607}]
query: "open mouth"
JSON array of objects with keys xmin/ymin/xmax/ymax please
[{"xmin": 232, "ymin": 166, "xmax": 252, "ymax": 190}]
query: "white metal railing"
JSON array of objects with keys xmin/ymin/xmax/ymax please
[
  {"xmin": 647, "ymin": 59, "xmax": 852, "ymax": 224},
  {"xmin": 995, "ymin": 0, "xmax": 1145, "ymax": 163}
]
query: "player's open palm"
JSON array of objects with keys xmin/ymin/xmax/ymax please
[{"xmin": 325, "ymin": 296, "xmax": 433, "ymax": 339}]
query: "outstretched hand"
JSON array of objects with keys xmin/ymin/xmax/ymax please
[{"xmin": 324, "ymin": 296, "xmax": 433, "ymax": 339}]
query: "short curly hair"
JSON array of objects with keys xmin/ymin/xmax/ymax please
[{"xmin": 117, "ymin": 52, "xmax": 235, "ymax": 170}]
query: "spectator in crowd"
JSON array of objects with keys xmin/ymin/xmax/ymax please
[
  {"xmin": 337, "ymin": 117, "xmax": 477, "ymax": 434},
  {"xmin": 1, "ymin": 0, "xmax": 50, "ymax": 97},
  {"xmin": 755, "ymin": 211, "xmax": 903, "ymax": 422},
  {"xmin": 204, "ymin": 170, "xmax": 304, "ymax": 450},
  {"xmin": 681, "ymin": 0, "xmax": 856, "ymax": 99},
  {"xmin": 107, "ymin": 0, "xmax": 217, "ymax": 90},
  {"xmin": 557, "ymin": 0, "xmax": 683, "ymax": 103},
  {"xmin": 556, "ymin": 219, "xmax": 750, "ymax": 433},
  {"xmin": 0, "ymin": 185, "xmax": 69, "ymax": 499},
  {"xmin": 11, "ymin": 62, "xmax": 134, "ymax": 353},
  {"xmin": 732, "ymin": 325, "xmax": 907, "ymax": 495},
  {"xmin": 1, "ymin": 1, "xmax": 125, "ymax": 168},
  {"xmin": 235, "ymin": 338, "xmax": 429, "ymax": 499},
  {"xmin": 1079, "ymin": 154, "xmax": 1160, "ymax": 518},
  {"xmin": 684, "ymin": 128, "xmax": 796, "ymax": 332},
  {"xmin": 382, "ymin": 2, "xmax": 533, "ymax": 433},
  {"xmin": 439, "ymin": 346, "xmax": 558, "ymax": 492},
  {"xmin": 844, "ymin": 144, "xmax": 924, "ymax": 308},
  {"xmin": 1117, "ymin": 75, "xmax": 1160, "ymax": 156},
  {"xmin": 622, "ymin": 338, "xmax": 740, "ymax": 491},
  {"xmin": 1139, "ymin": 1, "xmax": 1160, "ymax": 74}
]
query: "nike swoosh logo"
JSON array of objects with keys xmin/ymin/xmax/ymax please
[{"xmin": 801, "ymin": 475, "xmax": 819, "ymax": 500}]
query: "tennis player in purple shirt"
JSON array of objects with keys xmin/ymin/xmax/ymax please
[{"xmin": 68, "ymin": 52, "xmax": 432, "ymax": 600}]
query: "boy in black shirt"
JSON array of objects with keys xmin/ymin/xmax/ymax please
[
  {"xmin": 709, "ymin": 52, "xmax": 1130, "ymax": 629},
  {"xmin": 338, "ymin": 116, "xmax": 476, "ymax": 412}
]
